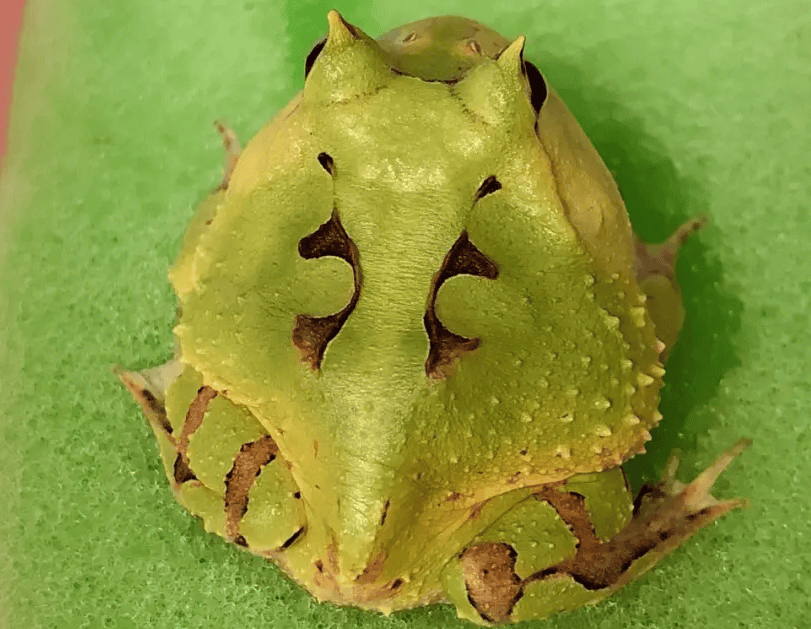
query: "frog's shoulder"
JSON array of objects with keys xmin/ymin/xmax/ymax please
[{"xmin": 376, "ymin": 16, "xmax": 510, "ymax": 82}]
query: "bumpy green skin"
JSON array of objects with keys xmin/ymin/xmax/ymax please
[{"xmin": 121, "ymin": 13, "xmax": 743, "ymax": 626}]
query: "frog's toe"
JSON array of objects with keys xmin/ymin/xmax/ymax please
[
  {"xmin": 629, "ymin": 437, "xmax": 751, "ymax": 559},
  {"xmin": 115, "ymin": 359, "xmax": 183, "ymax": 436},
  {"xmin": 213, "ymin": 120, "xmax": 242, "ymax": 190},
  {"xmin": 568, "ymin": 438, "xmax": 750, "ymax": 596},
  {"xmin": 115, "ymin": 359, "xmax": 185, "ymax": 482},
  {"xmin": 634, "ymin": 217, "xmax": 706, "ymax": 283}
]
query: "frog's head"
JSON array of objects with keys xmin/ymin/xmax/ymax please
[{"xmin": 172, "ymin": 11, "xmax": 663, "ymax": 594}]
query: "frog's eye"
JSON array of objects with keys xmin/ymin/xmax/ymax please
[
  {"xmin": 304, "ymin": 37, "xmax": 327, "ymax": 79},
  {"xmin": 292, "ymin": 156, "xmax": 361, "ymax": 370},
  {"xmin": 523, "ymin": 61, "xmax": 548, "ymax": 113},
  {"xmin": 425, "ymin": 229, "xmax": 499, "ymax": 379}
]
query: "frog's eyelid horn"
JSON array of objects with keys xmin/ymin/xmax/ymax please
[
  {"xmin": 495, "ymin": 35, "xmax": 548, "ymax": 114},
  {"xmin": 302, "ymin": 11, "xmax": 392, "ymax": 102}
]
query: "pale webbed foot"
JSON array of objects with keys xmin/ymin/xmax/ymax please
[
  {"xmin": 617, "ymin": 436, "xmax": 752, "ymax": 590},
  {"xmin": 441, "ymin": 440, "xmax": 749, "ymax": 625},
  {"xmin": 634, "ymin": 217, "xmax": 706, "ymax": 284},
  {"xmin": 635, "ymin": 217, "xmax": 706, "ymax": 359}
]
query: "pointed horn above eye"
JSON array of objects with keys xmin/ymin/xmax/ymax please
[
  {"xmin": 496, "ymin": 35, "xmax": 526, "ymax": 76},
  {"xmin": 304, "ymin": 10, "xmax": 393, "ymax": 103},
  {"xmin": 454, "ymin": 35, "xmax": 535, "ymax": 127},
  {"xmin": 326, "ymin": 9, "xmax": 358, "ymax": 47}
]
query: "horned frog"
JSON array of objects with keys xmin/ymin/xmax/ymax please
[{"xmin": 118, "ymin": 12, "xmax": 748, "ymax": 625}]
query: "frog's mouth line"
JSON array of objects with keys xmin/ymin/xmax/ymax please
[{"xmin": 291, "ymin": 156, "xmax": 502, "ymax": 378}]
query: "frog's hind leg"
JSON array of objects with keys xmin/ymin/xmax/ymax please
[
  {"xmin": 635, "ymin": 218, "xmax": 705, "ymax": 360},
  {"xmin": 531, "ymin": 439, "xmax": 750, "ymax": 594},
  {"xmin": 604, "ymin": 438, "xmax": 751, "ymax": 590},
  {"xmin": 441, "ymin": 440, "xmax": 749, "ymax": 625}
]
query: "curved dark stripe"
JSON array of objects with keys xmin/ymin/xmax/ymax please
[
  {"xmin": 293, "ymin": 210, "xmax": 362, "ymax": 371},
  {"xmin": 424, "ymin": 231, "xmax": 498, "ymax": 378},
  {"xmin": 533, "ymin": 487, "xmax": 600, "ymax": 549},
  {"xmin": 527, "ymin": 486, "xmax": 669, "ymax": 591},
  {"xmin": 141, "ymin": 389, "xmax": 174, "ymax": 434},
  {"xmin": 223, "ymin": 435, "xmax": 280, "ymax": 541},
  {"xmin": 172, "ymin": 386, "xmax": 217, "ymax": 485},
  {"xmin": 281, "ymin": 526, "xmax": 305, "ymax": 550}
]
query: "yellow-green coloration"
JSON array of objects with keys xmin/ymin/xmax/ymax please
[{"xmin": 117, "ymin": 12, "xmax": 749, "ymax": 625}]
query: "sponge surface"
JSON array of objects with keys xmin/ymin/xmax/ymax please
[{"xmin": 1, "ymin": 1, "xmax": 809, "ymax": 628}]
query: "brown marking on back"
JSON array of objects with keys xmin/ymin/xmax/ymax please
[
  {"xmin": 327, "ymin": 537, "xmax": 340, "ymax": 573},
  {"xmin": 445, "ymin": 491, "xmax": 463, "ymax": 502},
  {"xmin": 223, "ymin": 435, "xmax": 279, "ymax": 541},
  {"xmin": 469, "ymin": 501, "xmax": 485, "ymax": 520}
]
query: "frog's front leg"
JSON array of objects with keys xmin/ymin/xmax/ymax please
[
  {"xmin": 116, "ymin": 361, "xmax": 306, "ymax": 555},
  {"xmin": 635, "ymin": 218, "xmax": 705, "ymax": 359},
  {"xmin": 441, "ymin": 440, "xmax": 749, "ymax": 625}
]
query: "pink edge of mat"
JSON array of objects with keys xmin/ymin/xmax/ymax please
[{"xmin": 0, "ymin": 0, "xmax": 27, "ymax": 165}]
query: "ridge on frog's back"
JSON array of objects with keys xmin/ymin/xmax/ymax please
[{"xmin": 118, "ymin": 11, "xmax": 748, "ymax": 625}]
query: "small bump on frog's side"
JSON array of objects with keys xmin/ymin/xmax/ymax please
[{"xmin": 118, "ymin": 10, "xmax": 748, "ymax": 625}]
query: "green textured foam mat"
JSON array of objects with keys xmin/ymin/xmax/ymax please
[{"xmin": 1, "ymin": 1, "xmax": 808, "ymax": 628}]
